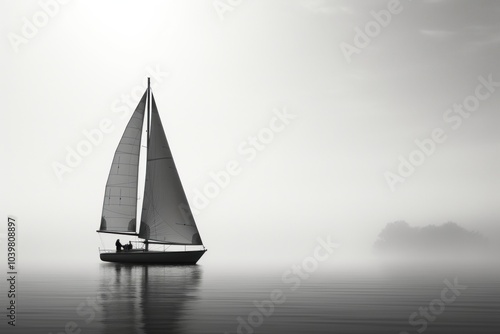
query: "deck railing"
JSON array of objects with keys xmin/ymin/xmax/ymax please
[{"xmin": 98, "ymin": 244, "xmax": 204, "ymax": 254}]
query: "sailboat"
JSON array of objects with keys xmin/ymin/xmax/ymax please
[{"xmin": 97, "ymin": 78, "xmax": 207, "ymax": 264}]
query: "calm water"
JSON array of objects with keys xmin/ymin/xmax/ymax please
[{"xmin": 3, "ymin": 263, "xmax": 499, "ymax": 334}]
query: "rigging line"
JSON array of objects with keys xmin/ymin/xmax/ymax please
[
  {"xmin": 108, "ymin": 179, "xmax": 138, "ymax": 183},
  {"xmin": 105, "ymin": 187, "xmax": 136, "ymax": 192},
  {"xmin": 105, "ymin": 196, "xmax": 136, "ymax": 200},
  {"xmin": 115, "ymin": 145, "xmax": 140, "ymax": 150},
  {"xmin": 104, "ymin": 208, "xmax": 136, "ymax": 216},
  {"xmin": 111, "ymin": 163, "xmax": 140, "ymax": 169},
  {"xmin": 113, "ymin": 163, "xmax": 138, "ymax": 170},
  {"xmin": 105, "ymin": 203, "xmax": 137, "ymax": 210},
  {"xmin": 109, "ymin": 172, "xmax": 138, "ymax": 177},
  {"xmin": 106, "ymin": 188, "xmax": 136, "ymax": 192},
  {"xmin": 109, "ymin": 175, "xmax": 137, "ymax": 180},
  {"xmin": 107, "ymin": 182, "xmax": 136, "ymax": 187},
  {"xmin": 113, "ymin": 146, "xmax": 139, "ymax": 151},
  {"xmin": 115, "ymin": 148, "xmax": 138, "ymax": 153},
  {"xmin": 120, "ymin": 133, "xmax": 142, "ymax": 139},
  {"xmin": 117, "ymin": 135, "xmax": 141, "ymax": 139},
  {"xmin": 147, "ymin": 157, "xmax": 172, "ymax": 161},
  {"xmin": 99, "ymin": 227, "xmax": 135, "ymax": 232},
  {"xmin": 118, "ymin": 138, "xmax": 140, "ymax": 143}
]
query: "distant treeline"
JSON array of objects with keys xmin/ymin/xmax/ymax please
[{"xmin": 374, "ymin": 221, "xmax": 488, "ymax": 256}]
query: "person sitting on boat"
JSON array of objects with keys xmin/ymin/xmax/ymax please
[
  {"xmin": 123, "ymin": 241, "xmax": 132, "ymax": 251},
  {"xmin": 115, "ymin": 239, "xmax": 123, "ymax": 252}
]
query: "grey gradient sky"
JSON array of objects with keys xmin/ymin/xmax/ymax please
[{"xmin": 1, "ymin": 0, "xmax": 499, "ymax": 269}]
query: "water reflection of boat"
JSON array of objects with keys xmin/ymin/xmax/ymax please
[{"xmin": 98, "ymin": 264, "xmax": 202, "ymax": 333}]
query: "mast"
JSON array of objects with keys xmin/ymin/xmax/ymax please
[
  {"xmin": 145, "ymin": 77, "xmax": 151, "ymax": 251},
  {"xmin": 147, "ymin": 77, "xmax": 151, "ymax": 146}
]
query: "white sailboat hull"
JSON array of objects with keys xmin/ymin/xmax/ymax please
[{"xmin": 100, "ymin": 249, "xmax": 207, "ymax": 264}]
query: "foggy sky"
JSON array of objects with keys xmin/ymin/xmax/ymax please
[{"xmin": 1, "ymin": 0, "xmax": 499, "ymax": 269}]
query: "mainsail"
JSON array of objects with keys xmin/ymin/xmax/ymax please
[
  {"xmin": 139, "ymin": 94, "xmax": 203, "ymax": 245},
  {"xmin": 99, "ymin": 92, "xmax": 147, "ymax": 233}
]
